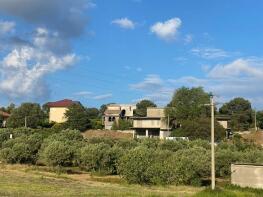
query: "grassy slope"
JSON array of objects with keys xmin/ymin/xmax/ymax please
[
  {"xmin": 0, "ymin": 164, "xmax": 200, "ymax": 197},
  {"xmin": 0, "ymin": 164, "xmax": 262, "ymax": 197}
]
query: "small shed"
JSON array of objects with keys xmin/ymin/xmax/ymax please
[{"xmin": 231, "ymin": 164, "xmax": 263, "ymax": 189}]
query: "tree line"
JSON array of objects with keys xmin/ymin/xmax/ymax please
[{"xmin": 1, "ymin": 86, "xmax": 262, "ymax": 133}]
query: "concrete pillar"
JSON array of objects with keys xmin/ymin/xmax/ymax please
[{"xmin": 146, "ymin": 129, "xmax": 149, "ymax": 137}]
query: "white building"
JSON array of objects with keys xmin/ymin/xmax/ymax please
[
  {"xmin": 104, "ymin": 104, "xmax": 136, "ymax": 130},
  {"xmin": 132, "ymin": 108, "xmax": 171, "ymax": 139}
]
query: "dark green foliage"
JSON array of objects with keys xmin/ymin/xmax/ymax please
[
  {"xmin": 40, "ymin": 141, "xmax": 78, "ymax": 167},
  {"xmin": 0, "ymin": 127, "xmax": 263, "ymax": 186},
  {"xmin": 118, "ymin": 146, "xmax": 156, "ymax": 184},
  {"xmin": 171, "ymin": 118, "xmax": 225, "ymax": 141},
  {"xmin": 80, "ymin": 143, "xmax": 124, "ymax": 174},
  {"xmin": 134, "ymin": 100, "xmax": 157, "ymax": 117},
  {"xmin": 86, "ymin": 108, "xmax": 100, "ymax": 119},
  {"xmin": 118, "ymin": 146, "xmax": 210, "ymax": 186},
  {"xmin": 6, "ymin": 103, "xmax": 45, "ymax": 128},
  {"xmin": 166, "ymin": 87, "xmax": 210, "ymax": 121},
  {"xmin": 65, "ymin": 103, "xmax": 91, "ymax": 131},
  {"xmin": 90, "ymin": 119, "xmax": 104, "ymax": 129},
  {"xmin": 111, "ymin": 119, "xmax": 132, "ymax": 130},
  {"xmin": 219, "ymin": 97, "xmax": 253, "ymax": 131},
  {"xmin": 256, "ymin": 111, "xmax": 263, "ymax": 129},
  {"xmin": 86, "ymin": 137, "xmax": 115, "ymax": 147}
]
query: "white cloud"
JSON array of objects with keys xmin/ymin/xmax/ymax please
[
  {"xmin": 112, "ymin": 18, "xmax": 135, "ymax": 29},
  {"xmin": 130, "ymin": 74, "xmax": 163, "ymax": 91},
  {"xmin": 191, "ymin": 47, "xmax": 229, "ymax": 59},
  {"xmin": 0, "ymin": 21, "xmax": 15, "ymax": 35},
  {"xmin": 74, "ymin": 91, "xmax": 93, "ymax": 96},
  {"xmin": 130, "ymin": 58, "xmax": 263, "ymax": 107},
  {"xmin": 93, "ymin": 93, "xmax": 113, "ymax": 100},
  {"xmin": 208, "ymin": 58, "xmax": 263, "ymax": 78},
  {"xmin": 74, "ymin": 91, "xmax": 112, "ymax": 100},
  {"xmin": 130, "ymin": 75, "xmax": 173, "ymax": 106},
  {"xmin": 0, "ymin": 45, "xmax": 76, "ymax": 99},
  {"xmin": 150, "ymin": 18, "xmax": 182, "ymax": 41}
]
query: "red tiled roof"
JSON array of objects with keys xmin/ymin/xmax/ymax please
[
  {"xmin": 0, "ymin": 111, "xmax": 10, "ymax": 117},
  {"xmin": 47, "ymin": 99, "xmax": 79, "ymax": 108}
]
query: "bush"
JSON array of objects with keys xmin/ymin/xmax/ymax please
[
  {"xmin": 118, "ymin": 146, "xmax": 210, "ymax": 185},
  {"xmin": 0, "ymin": 142, "xmax": 33, "ymax": 164},
  {"xmin": 40, "ymin": 141, "xmax": 79, "ymax": 167},
  {"xmin": 111, "ymin": 119, "xmax": 132, "ymax": 130},
  {"xmin": 158, "ymin": 140, "xmax": 189, "ymax": 152},
  {"xmin": 80, "ymin": 143, "xmax": 123, "ymax": 174},
  {"xmin": 171, "ymin": 147, "xmax": 210, "ymax": 186},
  {"xmin": 118, "ymin": 146, "xmax": 156, "ymax": 184},
  {"xmin": 90, "ymin": 119, "xmax": 104, "ymax": 129},
  {"xmin": 215, "ymin": 149, "xmax": 242, "ymax": 177},
  {"xmin": 86, "ymin": 137, "xmax": 115, "ymax": 147}
]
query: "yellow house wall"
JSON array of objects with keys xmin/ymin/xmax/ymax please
[{"xmin": 49, "ymin": 107, "xmax": 68, "ymax": 123}]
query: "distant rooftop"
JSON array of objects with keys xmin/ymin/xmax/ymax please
[
  {"xmin": 47, "ymin": 99, "xmax": 80, "ymax": 108},
  {"xmin": 0, "ymin": 111, "xmax": 10, "ymax": 117}
]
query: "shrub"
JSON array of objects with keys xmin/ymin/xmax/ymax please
[
  {"xmin": 40, "ymin": 141, "xmax": 78, "ymax": 167},
  {"xmin": 114, "ymin": 139, "xmax": 138, "ymax": 150},
  {"xmin": 140, "ymin": 138, "xmax": 160, "ymax": 149},
  {"xmin": 0, "ymin": 142, "xmax": 33, "ymax": 164},
  {"xmin": 0, "ymin": 148, "xmax": 14, "ymax": 163},
  {"xmin": 0, "ymin": 129, "xmax": 12, "ymax": 148},
  {"xmin": 118, "ymin": 146, "xmax": 156, "ymax": 184},
  {"xmin": 86, "ymin": 137, "xmax": 115, "ymax": 147},
  {"xmin": 215, "ymin": 149, "xmax": 242, "ymax": 177},
  {"xmin": 80, "ymin": 143, "xmax": 123, "ymax": 174},
  {"xmin": 158, "ymin": 140, "xmax": 189, "ymax": 152},
  {"xmin": 111, "ymin": 119, "xmax": 132, "ymax": 130},
  {"xmin": 171, "ymin": 147, "xmax": 210, "ymax": 186}
]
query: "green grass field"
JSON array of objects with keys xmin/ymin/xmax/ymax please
[{"xmin": 0, "ymin": 164, "xmax": 262, "ymax": 197}]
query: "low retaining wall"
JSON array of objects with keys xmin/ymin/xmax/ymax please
[{"xmin": 231, "ymin": 164, "xmax": 263, "ymax": 189}]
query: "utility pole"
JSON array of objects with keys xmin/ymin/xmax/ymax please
[
  {"xmin": 210, "ymin": 94, "xmax": 215, "ymax": 190},
  {"xmin": 255, "ymin": 109, "xmax": 257, "ymax": 132},
  {"xmin": 167, "ymin": 114, "xmax": 170, "ymax": 132},
  {"xmin": 25, "ymin": 116, "xmax": 27, "ymax": 128}
]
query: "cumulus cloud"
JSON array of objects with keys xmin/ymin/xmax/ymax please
[
  {"xmin": 111, "ymin": 18, "xmax": 135, "ymax": 29},
  {"xmin": 130, "ymin": 75, "xmax": 173, "ymax": 105},
  {"xmin": 191, "ymin": 47, "xmax": 230, "ymax": 59},
  {"xmin": 208, "ymin": 58, "xmax": 263, "ymax": 78},
  {"xmin": 150, "ymin": 18, "xmax": 182, "ymax": 41},
  {"xmin": 0, "ymin": 20, "xmax": 15, "ymax": 35},
  {"xmin": 0, "ymin": 0, "xmax": 94, "ymax": 38},
  {"xmin": 0, "ymin": 46, "xmax": 76, "ymax": 99},
  {"xmin": 130, "ymin": 58, "xmax": 263, "ymax": 107},
  {"xmin": 0, "ymin": 0, "xmax": 93, "ymax": 100}
]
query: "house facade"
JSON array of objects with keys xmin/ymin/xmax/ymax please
[
  {"xmin": 104, "ymin": 104, "xmax": 136, "ymax": 130},
  {"xmin": 47, "ymin": 99, "xmax": 79, "ymax": 123},
  {"xmin": 132, "ymin": 108, "xmax": 171, "ymax": 139},
  {"xmin": 216, "ymin": 115, "xmax": 231, "ymax": 129},
  {"xmin": 0, "ymin": 111, "xmax": 10, "ymax": 127}
]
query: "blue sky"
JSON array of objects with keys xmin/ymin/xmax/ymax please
[{"xmin": 0, "ymin": 0, "xmax": 263, "ymax": 108}]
